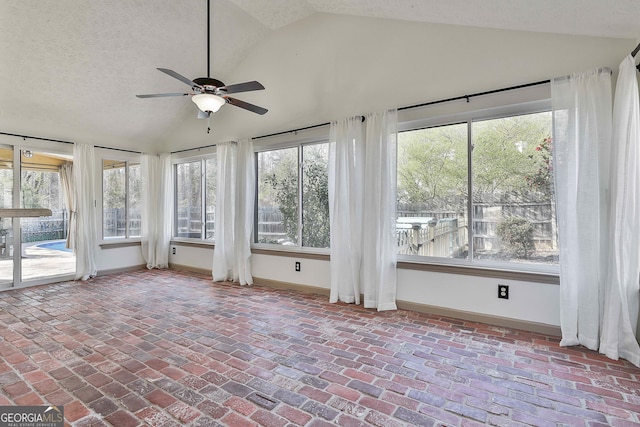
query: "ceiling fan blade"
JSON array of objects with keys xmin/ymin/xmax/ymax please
[
  {"xmin": 136, "ymin": 93, "xmax": 190, "ymax": 98},
  {"xmin": 226, "ymin": 97, "xmax": 268, "ymax": 115},
  {"xmin": 219, "ymin": 81, "xmax": 265, "ymax": 94},
  {"xmin": 157, "ymin": 68, "xmax": 200, "ymax": 88}
]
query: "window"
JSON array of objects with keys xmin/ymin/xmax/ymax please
[
  {"xmin": 256, "ymin": 142, "xmax": 329, "ymax": 248},
  {"xmin": 397, "ymin": 123, "xmax": 468, "ymax": 259},
  {"xmin": 174, "ymin": 158, "xmax": 216, "ymax": 240},
  {"xmin": 102, "ymin": 160, "xmax": 140, "ymax": 239},
  {"xmin": 397, "ymin": 110, "xmax": 557, "ymax": 269}
]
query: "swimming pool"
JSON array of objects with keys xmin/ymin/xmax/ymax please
[{"xmin": 37, "ymin": 241, "xmax": 73, "ymax": 253}]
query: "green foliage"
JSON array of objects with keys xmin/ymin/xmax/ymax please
[
  {"xmin": 260, "ymin": 145, "xmax": 330, "ymax": 248},
  {"xmin": 397, "ymin": 112, "xmax": 553, "ymax": 209},
  {"xmin": 472, "ymin": 114, "xmax": 551, "ymax": 201},
  {"xmin": 397, "ymin": 123, "xmax": 467, "ymax": 209},
  {"xmin": 264, "ymin": 163, "xmax": 298, "ymax": 243},
  {"xmin": 496, "ymin": 216, "xmax": 535, "ymax": 258},
  {"xmin": 525, "ymin": 137, "xmax": 553, "ymax": 197},
  {"xmin": 103, "ymin": 165, "xmax": 126, "ymax": 209},
  {"xmin": 302, "ymin": 148, "xmax": 330, "ymax": 248}
]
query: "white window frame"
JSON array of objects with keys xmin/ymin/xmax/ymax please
[
  {"xmin": 397, "ymin": 99, "xmax": 558, "ymax": 274},
  {"xmin": 101, "ymin": 156, "xmax": 141, "ymax": 241},
  {"xmin": 171, "ymin": 152, "xmax": 217, "ymax": 243},
  {"xmin": 253, "ymin": 136, "xmax": 330, "ymax": 254}
]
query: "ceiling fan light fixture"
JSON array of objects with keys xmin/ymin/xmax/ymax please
[{"xmin": 192, "ymin": 93, "xmax": 226, "ymax": 113}]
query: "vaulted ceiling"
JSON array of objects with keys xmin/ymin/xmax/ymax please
[{"xmin": 1, "ymin": 0, "xmax": 639, "ymax": 154}]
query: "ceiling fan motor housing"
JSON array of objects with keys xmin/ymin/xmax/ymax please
[{"xmin": 194, "ymin": 77, "xmax": 226, "ymax": 92}]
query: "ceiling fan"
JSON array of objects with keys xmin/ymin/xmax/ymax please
[{"xmin": 136, "ymin": 0, "xmax": 267, "ymax": 121}]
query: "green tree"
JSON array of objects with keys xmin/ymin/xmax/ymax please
[
  {"xmin": 103, "ymin": 163, "xmax": 126, "ymax": 209},
  {"xmin": 261, "ymin": 144, "xmax": 330, "ymax": 248},
  {"xmin": 397, "ymin": 123, "xmax": 467, "ymax": 209},
  {"xmin": 261, "ymin": 148, "xmax": 298, "ymax": 243},
  {"xmin": 21, "ymin": 170, "xmax": 62, "ymax": 210},
  {"xmin": 472, "ymin": 113, "xmax": 551, "ymax": 202},
  {"xmin": 302, "ymin": 145, "xmax": 329, "ymax": 248}
]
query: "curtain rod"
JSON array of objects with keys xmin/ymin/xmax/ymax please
[
  {"xmin": 254, "ymin": 116, "xmax": 366, "ymax": 141},
  {"xmin": 171, "ymin": 143, "xmax": 218, "ymax": 154},
  {"xmin": 632, "ymin": 42, "xmax": 640, "ymax": 57},
  {"xmin": 0, "ymin": 131, "xmax": 141, "ymax": 154},
  {"xmin": 253, "ymin": 122, "xmax": 330, "ymax": 140},
  {"xmin": 255, "ymin": 80, "xmax": 549, "ymax": 140},
  {"xmin": 95, "ymin": 145, "xmax": 141, "ymax": 154},
  {"xmin": 0, "ymin": 131, "xmax": 74, "ymax": 145},
  {"xmin": 398, "ymin": 79, "xmax": 550, "ymax": 111}
]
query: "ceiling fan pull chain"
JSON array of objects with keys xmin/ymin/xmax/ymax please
[{"xmin": 207, "ymin": 114, "xmax": 211, "ymax": 134}]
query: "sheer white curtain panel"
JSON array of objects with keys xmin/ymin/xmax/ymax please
[
  {"xmin": 213, "ymin": 142, "xmax": 237, "ymax": 282},
  {"xmin": 362, "ymin": 110, "xmax": 398, "ymax": 311},
  {"xmin": 328, "ymin": 111, "xmax": 399, "ymax": 310},
  {"xmin": 600, "ymin": 55, "xmax": 640, "ymax": 367},
  {"xmin": 552, "ymin": 68, "xmax": 612, "ymax": 350},
  {"xmin": 328, "ymin": 117, "xmax": 365, "ymax": 304},
  {"xmin": 212, "ymin": 140, "xmax": 255, "ymax": 285},
  {"xmin": 59, "ymin": 163, "xmax": 75, "ymax": 250},
  {"xmin": 73, "ymin": 143, "xmax": 99, "ymax": 280},
  {"xmin": 141, "ymin": 153, "xmax": 173, "ymax": 269},
  {"xmin": 234, "ymin": 139, "xmax": 255, "ymax": 286}
]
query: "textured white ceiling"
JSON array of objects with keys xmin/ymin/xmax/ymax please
[
  {"xmin": 0, "ymin": 0, "xmax": 639, "ymax": 153},
  {"xmin": 230, "ymin": 0, "xmax": 640, "ymax": 38}
]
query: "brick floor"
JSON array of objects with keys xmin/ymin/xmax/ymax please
[{"xmin": 1, "ymin": 269, "xmax": 639, "ymax": 426}]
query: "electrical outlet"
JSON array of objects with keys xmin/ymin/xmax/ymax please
[
  {"xmin": 172, "ymin": 247, "xmax": 176, "ymax": 255},
  {"xmin": 498, "ymin": 284, "xmax": 509, "ymax": 299},
  {"xmin": 295, "ymin": 261, "xmax": 301, "ymax": 272}
]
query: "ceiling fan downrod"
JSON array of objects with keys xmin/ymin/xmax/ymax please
[{"xmin": 207, "ymin": 0, "xmax": 211, "ymax": 78}]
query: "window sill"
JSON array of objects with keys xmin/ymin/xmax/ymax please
[
  {"xmin": 170, "ymin": 239, "xmax": 215, "ymax": 248},
  {"xmin": 100, "ymin": 240, "xmax": 141, "ymax": 249},
  {"xmin": 252, "ymin": 246, "xmax": 330, "ymax": 261},
  {"xmin": 396, "ymin": 260, "xmax": 559, "ymax": 284}
]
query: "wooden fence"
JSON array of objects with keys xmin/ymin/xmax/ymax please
[
  {"xmin": 103, "ymin": 208, "xmax": 141, "ymax": 238},
  {"xmin": 397, "ymin": 217, "xmax": 467, "ymax": 258}
]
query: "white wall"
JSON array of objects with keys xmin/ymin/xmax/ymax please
[
  {"xmin": 97, "ymin": 245, "xmax": 146, "ymax": 273},
  {"xmin": 159, "ymin": 17, "xmax": 636, "ymax": 330},
  {"xmin": 170, "ymin": 249, "xmax": 560, "ymax": 328},
  {"xmin": 161, "ymin": 12, "xmax": 636, "ymax": 151}
]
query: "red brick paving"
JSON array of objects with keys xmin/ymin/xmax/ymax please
[{"xmin": 0, "ymin": 269, "xmax": 639, "ymax": 426}]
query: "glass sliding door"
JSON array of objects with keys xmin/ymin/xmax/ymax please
[
  {"xmin": 20, "ymin": 149, "xmax": 75, "ymax": 283},
  {"xmin": 0, "ymin": 147, "xmax": 14, "ymax": 289}
]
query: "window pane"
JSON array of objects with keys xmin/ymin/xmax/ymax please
[
  {"xmin": 397, "ymin": 123, "xmax": 469, "ymax": 259},
  {"xmin": 128, "ymin": 163, "xmax": 141, "ymax": 238},
  {"xmin": 302, "ymin": 143, "xmax": 329, "ymax": 248},
  {"xmin": 471, "ymin": 111, "xmax": 558, "ymax": 265},
  {"xmin": 21, "ymin": 166, "xmax": 65, "ymax": 242},
  {"xmin": 103, "ymin": 160, "xmax": 126, "ymax": 238},
  {"xmin": 0, "ymin": 150, "xmax": 13, "ymax": 261},
  {"xmin": 205, "ymin": 158, "xmax": 216, "ymax": 240},
  {"xmin": 257, "ymin": 148, "xmax": 298, "ymax": 245},
  {"xmin": 175, "ymin": 161, "xmax": 202, "ymax": 239}
]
